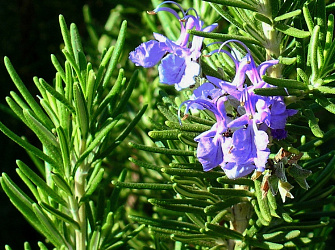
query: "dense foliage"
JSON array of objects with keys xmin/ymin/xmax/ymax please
[{"xmin": 1, "ymin": 0, "xmax": 335, "ymax": 249}]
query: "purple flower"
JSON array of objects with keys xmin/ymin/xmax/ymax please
[
  {"xmin": 224, "ymin": 90, "xmax": 270, "ymax": 177},
  {"xmin": 182, "ymin": 97, "xmax": 231, "ymax": 171},
  {"xmin": 129, "ymin": 40, "xmax": 166, "ymax": 68},
  {"xmin": 129, "ymin": 1, "xmax": 218, "ymax": 90},
  {"xmin": 180, "ymin": 39, "xmax": 298, "ymax": 179}
]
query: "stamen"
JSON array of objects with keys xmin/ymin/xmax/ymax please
[
  {"xmin": 147, "ymin": 10, "xmax": 156, "ymax": 15},
  {"xmin": 228, "ymin": 146, "xmax": 233, "ymax": 154},
  {"xmin": 182, "ymin": 114, "xmax": 189, "ymax": 120}
]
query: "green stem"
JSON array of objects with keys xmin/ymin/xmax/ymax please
[
  {"xmin": 74, "ymin": 139, "xmax": 88, "ymax": 249},
  {"xmin": 75, "ymin": 166, "xmax": 87, "ymax": 249},
  {"xmin": 260, "ymin": 0, "xmax": 282, "ymax": 77}
]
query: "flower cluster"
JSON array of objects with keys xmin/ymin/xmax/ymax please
[
  {"xmin": 129, "ymin": 2, "xmax": 297, "ymax": 179},
  {"xmin": 129, "ymin": 1, "xmax": 217, "ymax": 90}
]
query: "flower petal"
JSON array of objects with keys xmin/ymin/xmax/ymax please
[{"xmin": 129, "ymin": 40, "xmax": 166, "ymax": 67}]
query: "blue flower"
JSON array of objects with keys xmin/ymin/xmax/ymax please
[
  {"xmin": 183, "ymin": 40, "xmax": 297, "ymax": 178},
  {"xmin": 129, "ymin": 1, "xmax": 218, "ymax": 90}
]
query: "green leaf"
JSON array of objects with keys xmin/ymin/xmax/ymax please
[
  {"xmin": 93, "ymin": 68, "xmax": 125, "ymax": 120},
  {"xmin": 203, "ymin": 0, "xmax": 256, "ymax": 11},
  {"xmin": 188, "ymin": 30, "xmax": 262, "ymax": 46},
  {"xmin": 85, "ymin": 69, "xmax": 96, "ymax": 115},
  {"xmin": 16, "ymin": 168, "xmax": 41, "ymax": 202},
  {"xmin": 4, "ymin": 57, "xmax": 54, "ymax": 130},
  {"xmin": 303, "ymin": 109, "xmax": 324, "ymax": 138},
  {"xmin": 166, "ymin": 121, "xmax": 211, "ymax": 132},
  {"xmin": 51, "ymin": 172, "xmax": 72, "ymax": 196},
  {"xmin": 112, "ymin": 181, "xmax": 173, "ymax": 190},
  {"xmin": 55, "ymin": 126, "xmax": 70, "ymax": 172},
  {"xmin": 0, "ymin": 121, "xmax": 59, "ymax": 169},
  {"xmin": 73, "ymin": 82, "xmax": 89, "ymax": 138},
  {"xmin": 217, "ymin": 176, "xmax": 254, "ymax": 186},
  {"xmin": 173, "ymin": 183, "xmax": 219, "ymax": 202},
  {"xmin": 32, "ymin": 203, "xmax": 69, "ymax": 248},
  {"xmin": 162, "ymin": 167, "xmax": 223, "ymax": 179},
  {"xmin": 314, "ymin": 95, "xmax": 335, "ymax": 114},
  {"xmin": 276, "ymin": 0, "xmax": 295, "ymax": 17},
  {"xmin": 208, "ymin": 187, "xmax": 254, "ymax": 197},
  {"xmin": 205, "ymin": 222, "xmax": 243, "ymax": 240},
  {"xmin": 23, "ymin": 109, "xmax": 61, "ymax": 158},
  {"xmin": 98, "ymin": 104, "xmax": 148, "ymax": 159},
  {"xmin": 310, "ymin": 26, "xmax": 321, "ymax": 84},
  {"xmin": 62, "ymin": 49, "xmax": 84, "ymax": 85},
  {"xmin": 130, "ymin": 215, "xmax": 199, "ymax": 232},
  {"xmin": 324, "ymin": 14, "xmax": 334, "ymax": 58},
  {"xmin": 5, "ymin": 96, "xmax": 28, "ymax": 124},
  {"xmin": 51, "ymin": 54, "xmax": 66, "ymax": 83},
  {"xmin": 37, "ymin": 242, "xmax": 50, "ymax": 250},
  {"xmin": 84, "ymin": 167, "xmax": 104, "ymax": 198},
  {"xmin": 39, "ymin": 202, "xmax": 80, "ymax": 230},
  {"xmin": 109, "ymin": 169, "xmax": 127, "ymax": 212},
  {"xmin": 251, "ymin": 199, "xmax": 269, "ymax": 226},
  {"xmin": 298, "ymin": 128, "xmax": 335, "ymax": 151},
  {"xmin": 70, "ymin": 23, "xmax": 86, "ymax": 74},
  {"xmin": 297, "ymin": 68, "xmax": 309, "ymax": 84},
  {"xmin": 88, "ymin": 229, "xmax": 101, "ymax": 249},
  {"xmin": 149, "ymin": 198, "xmax": 211, "ymax": 209},
  {"xmin": 77, "ymin": 116, "xmax": 120, "ymax": 167},
  {"xmin": 303, "ymin": 4, "xmax": 314, "ymax": 33},
  {"xmin": 316, "ymin": 0, "xmax": 326, "ymax": 45},
  {"xmin": 303, "ymin": 109, "xmax": 323, "ymax": 138},
  {"xmin": 204, "ymin": 197, "xmax": 246, "ymax": 214},
  {"xmin": 10, "ymin": 91, "xmax": 30, "ymax": 110},
  {"xmin": 254, "ymin": 178, "xmax": 272, "ymax": 222},
  {"xmin": 254, "ymin": 13, "xmax": 272, "ymax": 25},
  {"xmin": 209, "ymin": 3, "xmax": 244, "ymax": 30},
  {"xmin": 24, "ymin": 242, "xmax": 31, "ymax": 250},
  {"xmin": 254, "ymin": 87, "xmax": 302, "ymax": 96},
  {"xmin": 148, "ymin": 130, "xmax": 200, "ymax": 140},
  {"xmin": 0, "ymin": 173, "xmax": 46, "ymax": 236},
  {"xmin": 275, "ymin": 23, "xmax": 310, "ymax": 38},
  {"xmin": 59, "ymin": 15, "xmax": 74, "ymax": 59},
  {"xmin": 40, "ymin": 100, "xmax": 60, "ymax": 127},
  {"xmin": 102, "ymin": 20, "xmax": 127, "ymax": 89},
  {"xmin": 248, "ymin": 238, "xmax": 283, "ymax": 249},
  {"xmin": 39, "ymin": 78, "xmax": 75, "ymax": 114},
  {"xmin": 279, "ymin": 56, "xmax": 297, "ymax": 65},
  {"xmin": 300, "ymin": 155, "xmax": 335, "ymax": 201},
  {"xmin": 316, "ymin": 86, "xmax": 335, "ymax": 94},
  {"xmin": 274, "ymin": 9, "xmax": 301, "ymax": 22},
  {"xmin": 16, "ymin": 160, "xmax": 67, "ymax": 207},
  {"xmin": 129, "ymin": 141, "xmax": 195, "ymax": 156},
  {"xmin": 110, "ymin": 70, "xmax": 138, "ymax": 119},
  {"xmin": 262, "ymin": 75, "xmax": 308, "ymax": 90}
]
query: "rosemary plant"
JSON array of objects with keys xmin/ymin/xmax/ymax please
[
  {"xmin": 119, "ymin": 0, "xmax": 335, "ymax": 249},
  {"xmin": 1, "ymin": 0, "xmax": 335, "ymax": 249},
  {"xmin": 0, "ymin": 15, "xmax": 145, "ymax": 249}
]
